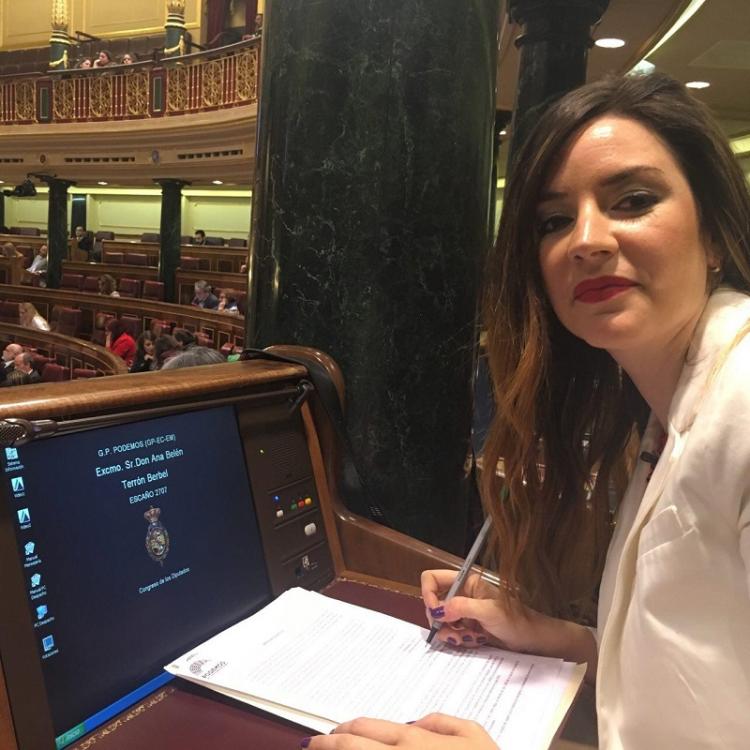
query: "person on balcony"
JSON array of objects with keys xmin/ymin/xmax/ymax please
[
  {"xmin": 120, "ymin": 52, "xmax": 137, "ymax": 65},
  {"xmin": 77, "ymin": 57, "xmax": 92, "ymax": 69},
  {"xmin": 94, "ymin": 50, "xmax": 113, "ymax": 68}
]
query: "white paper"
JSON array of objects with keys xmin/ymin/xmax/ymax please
[{"xmin": 166, "ymin": 588, "xmax": 583, "ymax": 750}]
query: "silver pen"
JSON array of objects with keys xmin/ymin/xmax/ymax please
[{"xmin": 426, "ymin": 514, "xmax": 493, "ymax": 645}]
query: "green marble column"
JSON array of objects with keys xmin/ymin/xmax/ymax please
[
  {"xmin": 155, "ymin": 179, "xmax": 188, "ymax": 303},
  {"xmin": 41, "ymin": 177, "xmax": 75, "ymax": 289},
  {"xmin": 249, "ymin": 0, "xmax": 499, "ymax": 553},
  {"xmin": 507, "ymin": 0, "xmax": 609, "ymax": 160},
  {"xmin": 164, "ymin": 0, "xmax": 188, "ymax": 58}
]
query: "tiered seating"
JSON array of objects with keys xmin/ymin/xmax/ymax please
[
  {"xmin": 143, "ymin": 281, "xmax": 165, "ymax": 301},
  {"xmin": 0, "ymin": 301, "xmax": 20, "ymax": 324},
  {"xmin": 124, "ymin": 253, "xmax": 149, "ymax": 266},
  {"xmin": 118, "ymin": 279, "xmax": 141, "ymax": 298},
  {"xmin": 60, "ymin": 274, "xmax": 85, "ymax": 291},
  {"xmin": 41, "ymin": 363, "xmax": 70, "ymax": 382},
  {"xmin": 82, "ymin": 277, "xmax": 100, "ymax": 293},
  {"xmin": 52, "ymin": 307, "xmax": 82, "ymax": 337}
]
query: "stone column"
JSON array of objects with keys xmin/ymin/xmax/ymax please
[
  {"xmin": 40, "ymin": 176, "xmax": 75, "ymax": 289},
  {"xmin": 155, "ymin": 179, "xmax": 188, "ymax": 303},
  {"xmin": 164, "ymin": 0, "xmax": 188, "ymax": 58},
  {"xmin": 507, "ymin": 0, "xmax": 609, "ymax": 161},
  {"xmin": 248, "ymin": 0, "xmax": 500, "ymax": 553},
  {"xmin": 49, "ymin": 0, "xmax": 73, "ymax": 71}
]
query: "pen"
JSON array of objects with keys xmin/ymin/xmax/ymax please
[{"xmin": 426, "ymin": 513, "xmax": 493, "ymax": 645}]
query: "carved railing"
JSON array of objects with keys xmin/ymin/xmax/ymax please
[{"xmin": 0, "ymin": 40, "xmax": 259, "ymax": 126}]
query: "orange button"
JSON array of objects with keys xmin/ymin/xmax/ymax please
[{"xmin": 305, "ymin": 497, "xmax": 312, "ymax": 506}]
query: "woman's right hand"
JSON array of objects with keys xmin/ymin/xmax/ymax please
[{"xmin": 421, "ymin": 569, "xmax": 539, "ymax": 653}]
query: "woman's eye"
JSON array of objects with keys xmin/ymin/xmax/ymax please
[
  {"xmin": 537, "ymin": 214, "xmax": 572, "ymax": 235},
  {"xmin": 615, "ymin": 191, "xmax": 658, "ymax": 212}
]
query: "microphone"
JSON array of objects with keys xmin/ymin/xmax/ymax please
[{"xmin": 0, "ymin": 419, "xmax": 59, "ymax": 447}]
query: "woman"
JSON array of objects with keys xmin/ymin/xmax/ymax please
[
  {"xmin": 77, "ymin": 57, "xmax": 92, "ymax": 69},
  {"xmin": 105, "ymin": 319, "xmax": 136, "ymax": 367},
  {"xmin": 19, "ymin": 303, "xmax": 50, "ymax": 332},
  {"xmin": 308, "ymin": 74, "xmax": 750, "ymax": 749},
  {"xmin": 93, "ymin": 50, "xmax": 113, "ymax": 68},
  {"xmin": 98, "ymin": 274, "xmax": 120, "ymax": 297},
  {"xmin": 120, "ymin": 52, "xmax": 137, "ymax": 65},
  {"xmin": 152, "ymin": 334, "xmax": 180, "ymax": 370},
  {"xmin": 130, "ymin": 331, "xmax": 155, "ymax": 373},
  {"xmin": 217, "ymin": 290, "xmax": 239, "ymax": 313}
]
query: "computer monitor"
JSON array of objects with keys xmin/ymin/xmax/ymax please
[{"xmin": 0, "ymin": 404, "xmax": 271, "ymax": 750}]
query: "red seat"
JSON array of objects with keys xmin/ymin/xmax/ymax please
[
  {"xmin": 143, "ymin": 280, "xmax": 165, "ymax": 301},
  {"xmin": 124, "ymin": 253, "xmax": 148, "ymax": 266},
  {"xmin": 217, "ymin": 259, "xmax": 233, "ymax": 273},
  {"xmin": 31, "ymin": 354, "xmax": 52, "ymax": 372},
  {"xmin": 53, "ymin": 307, "xmax": 82, "ymax": 337},
  {"xmin": 16, "ymin": 245, "xmax": 34, "ymax": 265},
  {"xmin": 119, "ymin": 315, "xmax": 141, "ymax": 339},
  {"xmin": 41, "ymin": 362, "xmax": 69, "ymax": 382},
  {"xmin": 103, "ymin": 251, "xmax": 124, "ymax": 264},
  {"xmin": 60, "ymin": 273, "xmax": 84, "ymax": 291},
  {"xmin": 205, "ymin": 236, "xmax": 225, "ymax": 246},
  {"xmin": 0, "ymin": 301, "xmax": 20, "ymax": 324},
  {"xmin": 118, "ymin": 278, "xmax": 141, "ymax": 298},
  {"xmin": 95, "ymin": 231, "xmax": 115, "ymax": 241},
  {"xmin": 149, "ymin": 318, "xmax": 173, "ymax": 336},
  {"xmin": 72, "ymin": 368, "xmax": 98, "ymax": 379},
  {"xmin": 140, "ymin": 233, "xmax": 160, "ymax": 243},
  {"xmin": 180, "ymin": 256, "xmax": 199, "ymax": 270},
  {"xmin": 82, "ymin": 276, "xmax": 100, "ymax": 293},
  {"xmin": 228, "ymin": 238, "xmax": 247, "ymax": 248}
]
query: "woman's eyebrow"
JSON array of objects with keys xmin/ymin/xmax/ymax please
[{"xmin": 538, "ymin": 165, "xmax": 665, "ymax": 204}]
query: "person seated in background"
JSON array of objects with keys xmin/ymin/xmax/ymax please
[
  {"xmin": 217, "ymin": 290, "xmax": 239, "ymax": 313},
  {"xmin": 152, "ymin": 334, "xmax": 180, "ymax": 370},
  {"xmin": 130, "ymin": 331, "xmax": 155, "ymax": 373},
  {"xmin": 172, "ymin": 328, "xmax": 196, "ymax": 349},
  {"xmin": 0, "ymin": 343, "xmax": 23, "ymax": 384},
  {"xmin": 191, "ymin": 280, "xmax": 218, "ymax": 309},
  {"xmin": 74, "ymin": 226, "xmax": 97, "ymax": 260},
  {"xmin": 19, "ymin": 303, "xmax": 50, "ymax": 332},
  {"xmin": 192, "ymin": 229, "xmax": 206, "ymax": 245},
  {"xmin": 94, "ymin": 50, "xmax": 113, "ymax": 68},
  {"xmin": 105, "ymin": 319, "xmax": 136, "ymax": 368},
  {"xmin": 77, "ymin": 57, "xmax": 92, "ymax": 69},
  {"xmin": 120, "ymin": 52, "xmax": 137, "ymax": 65},
  {"xmin": 161, "ymin": 346, "xmax": 225, "ymax": 370},
  {"xmin": 98, "ymin": 274, "xmax": 120, "ymax": 297},
  {"xmin": 11, "ymin": 352, "xmax": 39, "ymax": 385},
  {"xmin": 23, "ymin": 244, "xmax": 48, "ymax": 286},
  {"xmin": 2, "ymin": 242, "xmax": 22, "ymax": 259},
  {"xmin": 2, "ymin": 368, "xmax": 32, "ymax": 388}
]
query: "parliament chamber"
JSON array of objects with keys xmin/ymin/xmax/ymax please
[{"xmin": 1, "ymin": 0, "xmax": 749, "ymax": 748}]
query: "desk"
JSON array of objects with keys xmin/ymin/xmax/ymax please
[{"xmin": 69, "ymin": 579, "xmax": 598, "ymax": 750}]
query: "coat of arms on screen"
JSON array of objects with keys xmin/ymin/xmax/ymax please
[{"xmin": 143, "ymin": 506, "xmax": 170, "ymax": 565}]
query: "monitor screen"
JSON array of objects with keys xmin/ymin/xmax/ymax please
[{"xmin": 1, "ymin": 404, "xmax": 271, "ymax": 749}]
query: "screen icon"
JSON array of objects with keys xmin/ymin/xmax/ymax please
[
  {"xmin": 11, "ymin": 476, "xmax": 25, "ymax": 494},
  {"xmin": 41, "ymin": 635, "xmax": 55, "ymax": 653},
  {"xmin": 5, "ymin": 447, "xmax": 18, "ymax": 461},
  {"xmin": 25, "ymin": 541, "xmax": 35, "ymax": 556},
  {"xmin": 17, "ymin": 508, "xmax": 30, "ymax": 525},
  {"xmin": 30, "ymin": 573, "xmax": 42, "ymax": 588},
  {"xmin": 36, "ymin": 604, "xmax": 48, "ymax": 620}
]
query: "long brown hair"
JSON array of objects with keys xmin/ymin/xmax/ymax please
[{"xmin": 482, "ymin": 73, "xmax": 750, "ymax": 619}]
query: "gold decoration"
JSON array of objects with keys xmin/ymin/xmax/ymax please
[
  {"xmin": 167, "ymin": 66, "xmax": 188, "ymax": 112},
  {"xmin": 52, "ymin": 78, "xmax": 75, "ymax": 120},
  {"xmin": 235, "ymin": 47, "xmax": 258, "ymax": 103},
  {"xmin": 164, "ymin": 35, "xmax": 186, "ymax": 56},
  {"xmin": 167, "ymin": 0, "xmax": 186, "ymax": 12},
  {"xmin": 202, "ymin": 60, "xmax": 224, "ymax": 107},
  {"xmin": 15, "ymin": 81, "xmax": 36, "ymax": 121},
  {"xmin": 89, "ymin": 76, "xmax": 113, "ymax": 118},
  {"xmin": 51, "ymin": 0, "xmax": 70, "ymax": 31},
  {"xmin": 48, "ymin": 48, "xmax": 69, "ymax": 69},
  {"xmin": 125, "ymin": 72, "xmax": 150, "ymax": 116}
]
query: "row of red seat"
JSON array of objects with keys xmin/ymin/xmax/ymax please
[{"xmin": 59, "ymin": 274, "xmax": 165, "ymax": 301}]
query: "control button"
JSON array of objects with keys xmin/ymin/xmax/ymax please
[
  {"xmin": 305, "ymin": 497, "xmax": 312, "ymax": 506},
  {"xmin": 276, "ymin": 509, "xmax": 284, "ymax": 518},
  {"xmin": 304, "ymin": 523, "xmax": 317, "ymax": 537},
  {"xmin": 291, "ymin": 503, "xmax": 297, "ymax": 510}
]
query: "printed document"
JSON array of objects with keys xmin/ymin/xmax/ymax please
[{"xmin": 166, "ymin": 588, "xmax": 584, "ymax": 750}]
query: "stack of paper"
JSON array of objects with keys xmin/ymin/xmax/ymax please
[{"xmin": 166, "ymin": 588, "xmax": 584, "ymax": 750}]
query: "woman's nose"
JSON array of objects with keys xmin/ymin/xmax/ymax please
[{"xmin": 568, "ymin": 205, "xmax": 617, "ymax": 261}]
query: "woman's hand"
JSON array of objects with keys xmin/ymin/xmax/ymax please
[
  {"xmin": 304, "ymin": 714, "xmax": 499, "ymax": 749},
  {"xmin": 421, "ymin": 569, "xmax": 599, "ymax": 682},
  {"xmin": 421, "ymin": 569, "xmax": 539, "ymax": 652}
]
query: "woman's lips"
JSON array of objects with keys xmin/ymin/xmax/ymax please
[{"xmin": 574, "ymin": 276, "xmax": 637, "ymax": 304}]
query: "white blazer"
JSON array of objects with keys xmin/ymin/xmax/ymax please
[{"xmin": 596, "ymin": 288, "xmax": 750, "ymax": 749}]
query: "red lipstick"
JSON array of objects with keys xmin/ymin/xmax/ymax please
[{"xmin": 574, "ymin": 275, "xmax": 637, "ymax": 304}]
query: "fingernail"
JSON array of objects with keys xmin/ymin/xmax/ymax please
[
  {"xmin": 462, "ymin": 635, "xmax": 473, "ymax": 642},
  {"xmin": 300, "ymin": 738, "xmax": 311, "ymax": 748},
  {"xmin": 406, "ymin": 721, "xmax": 416, "ymax": 725},
  {"xmin": 447, "ymin": 636, "xmax": 458, "ymax": 644},
  {"xmin": 477, "ymin": 636, "xmax": 488, "ymax": 644},
  {"xmin": 429, "ymin": 606, "xmax": 444, "ymax": 619}
]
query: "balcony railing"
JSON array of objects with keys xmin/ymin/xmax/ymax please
[{"xmin": 0, "ymin": 40, "xmax": 259, "ymax": 126}]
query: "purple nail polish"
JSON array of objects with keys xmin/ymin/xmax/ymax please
[
  {"xmin": 300, "ymin": 738, "xmax": 311, "ymax": 748},
  {"xmin": 447, "ymin": 636, "xmax": 458, "ymax": 644},
  {"xmin": 430, "ymin": 606, "xmax": 445, "ymax": 619},
  {"xmin": 462, "ymin": 635, "xmax": 473, "ymax": 642}
]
